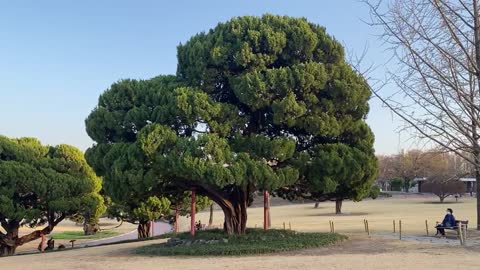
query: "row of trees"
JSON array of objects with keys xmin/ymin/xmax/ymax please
[
  {"xmin": 377, "ymin": 150, "xmax": 471, "ymax": 201},
  {"xmin": 1, "ymin": 15, "xmax": 379, "ymax": 255}
]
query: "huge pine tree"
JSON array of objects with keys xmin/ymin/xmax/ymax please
[{"xmin": 86, "ymin": 15, "xmax": 377, "ymax": 235}]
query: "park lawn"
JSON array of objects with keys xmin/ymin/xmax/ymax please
[
  {"xmin": 49, "ymin": 230, "xmax": 120, "ymax": 240},
  {"xmin": 136, "ymin": 229, "xmax": 346, "ymax": 256},
  {"xmin": 177, "ymin": 195, "xmax": 477, "ymax": 236}
]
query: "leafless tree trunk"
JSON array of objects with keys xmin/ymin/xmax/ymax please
[
  {"xmin": 335, "ymin": 199, "xmax": 343, "ymax": 214},
  {"xmin": 363, "ymin": 0, "xmax": 480, "ymax": 229},
  {"xmin": 208, "ymin": 204, "xmax": 213, "ymax": 227}
]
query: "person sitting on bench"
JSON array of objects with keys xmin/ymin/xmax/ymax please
[{"xmin": 435, "ymin": 208, "xmax": 456, "ymax": 237}]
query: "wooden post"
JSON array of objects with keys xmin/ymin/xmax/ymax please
[
  {"xmin": 393, "ymin": 220, "xmax": 396, "ymax": 233},
  {"xmin": 363, "ymin": 219, "xmax": 367, "ymax": 232},
  {"xmin": 329, "ymin": 221, "xmax": 332, "ymax": 233},
  {"xmin": 399, "ymin": 220, "xmax": 402, "ymax": 240},
  {"xmin": 366, "ymin": 220, "xmax": 370, "ymax": 236},
  {"xmin": 458, "ymin": 223, "xmax": 464, "ymax": 246},
  {"xmin": 283, "ymin": 222, "xmax": 286, "ymax": 230},
  {"xmin": 332, "ymin": 221, "xmax": 335, "ymax": 233},
  {"xmin": 190, "ymin": 188, "xmax": 196, "ymax": 237},
  {"xmin": 463, "ymin": 224, "xmax": 467, "ymax": 244},
  {"xmin": 263, "ymin": 191, "xmax": 269, "ymax": 231},
  {"xmin": 425, "ymin": 220, "xmax": 429, "ymax": 236}
]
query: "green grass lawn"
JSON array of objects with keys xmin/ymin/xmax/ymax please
[
  {"xmin": 49, "ymin": 230, "xmax": 120, "ymax": 240},
  {"xmin": 136, "ymin": 228, "xmax": 346, "ymax": 256}
]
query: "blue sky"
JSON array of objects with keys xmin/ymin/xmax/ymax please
[{"xmin": 0, "ymin": 0, "xmax": 403, "ymax": 154}]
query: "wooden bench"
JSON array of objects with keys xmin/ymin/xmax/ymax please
[{"xmin": 436, "ymin": 220, "xmax": 468, "ymax": 234}]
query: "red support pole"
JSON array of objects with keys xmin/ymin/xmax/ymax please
[
  {"xmin": 264, "ymin": 190, "xmax": 269, "ymax": 231},
  {"xmin": 40, "ymin": 232, "xmax": 46, "ymax": 252},
  {"xmin": 191, "ymin": 188, "xmax": 196, "ymax": 236},
  {"xmin": 174, "ymin": 204, "xmax": 179, "ymax": 233},
  {"xmin": 151, "ymin": 220, "xmax": 154, "ymax": 237}
]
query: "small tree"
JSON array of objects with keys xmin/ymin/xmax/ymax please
[
  {"xmin": 0, "ymin": 136, "xmax": 104, "ymax": 255},
  {"xmin": 277, "ymin": 143, "xmax": 377, "ymax": 215},
  {"xmin": 390, "ymin": 177, "xmax": 404, "ymax": 191},
  {"xmin": 422, "ymin": 179, "xmax": 466, "ymax": 203},
  {"xmin": 107, "ymin": 197, "xmax": 170, "ymax": 238}
]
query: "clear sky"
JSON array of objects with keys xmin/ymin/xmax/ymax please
[{"xmin": 0, "ymin": 0, "xmax": 405, "ymax": 154}]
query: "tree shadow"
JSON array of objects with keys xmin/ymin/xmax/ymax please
[
  {"xmin": 307, "ymin": 212, "xmax": 369, "ymax": 217},
  {"xmin": 421, "ymin": 201, "xmax": 465, "ymax": 204}
]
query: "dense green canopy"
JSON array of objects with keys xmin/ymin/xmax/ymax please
[
  {"xmin": 0, "ymin": 136, "xmax": 104, "ymax": 255},
  {"xmin": 86, "ymin": 14, "xmax": 377, "ymax": 235},
  {"xmin": 85, "ymin": 76, "xmax": 213, "ymax": 237},
  {"xmin": 176, "ymin": 14, "xmax": 377, "ymax": 228}
]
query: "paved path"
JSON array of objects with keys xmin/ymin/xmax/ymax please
[
  {"xmin": 376, "ymin": 232, "xmax": 480, "ymax": 247},
  {"xmin": 80, "ymin": 221, "xmax": 172, "ymax": 247},
  {"xmin": 16, "ymin": 221, "xmax": 172, "ymax": 255}
]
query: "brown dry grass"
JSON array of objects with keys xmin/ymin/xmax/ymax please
[
  {"xmin": 181, "ymin": 194, "xmax": 477, "ymax": 236},
  {"xmin": 3, "ymin": 195, "xmax": 480, "ymax": 270}
]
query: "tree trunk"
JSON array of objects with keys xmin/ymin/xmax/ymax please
[
  {"xmin": 476, "ymin": 166, "xmax": 480, "ymax": 230},
  {"xmin": 0, "ymin": 215, "xmax": 65, "ymax": 256},
  {"xmin": 208, "ymin": 204, "xmax": 213, "ymax": 227},
  {"xmin": 194, "ymin": 184, "xmax": 249, "ymax": 235},
  {"xmin": 83, "ymin": 223, "xmax": 99, "ymax": 235},
  {"xmin": 439, "ymin": 196, "xmax": 445, "ymax": 203},
  {"xmin": 137, "ymin": 221, "xmax": 151, "ymax": 239},
  {"xmin": 314, "ymin": 201, "xmax": 320, "ymax": 208},
  {"xmin": 267, "ymin": 193, "xmax": 271, "ymax": 228},
  {"xmin": 0, "ymin": 245, "xmax": 16, "ymax": 256},
  {"xmin": 472, "ymin": 0, "xmax": 480, "ymax": 229},
  {"xmin": 222, "ymin": 200, "xmax": 247, "ymax": 235},
  {"xmin": 0, "ymin": 224, "xmax": 19, "ymax": 256},
  {"xmin": 335, "ymin": 199, "xmax": 343, "ymax": 214}
]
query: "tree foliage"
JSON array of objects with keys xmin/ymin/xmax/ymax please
[
  {"xmin": 0, "ymin": 135, "xmax": 104, "ymax": 255},
  {"xmin": 176, "ymin": 14, "xmax": 377, "ymax": 231},
  {"xmin": 85, "ymin": 76, "xmax": 211, "ymax": 237},
  {"xmin": 86, "ymin": 14, "xmax": 377, "ymax": 235}
]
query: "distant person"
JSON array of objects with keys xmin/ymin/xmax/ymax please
[
  {"xmin": 196, "ymin": 220, "xmax": 202, "ymax": 231},
  {"xmin": 435, "ymin": 208, "xmax": 456, "ymax": 237}
]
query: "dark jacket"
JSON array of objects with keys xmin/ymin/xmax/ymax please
[{"xmin": 442, "ymin": 214, "xmax": 456, "ymax": 227}]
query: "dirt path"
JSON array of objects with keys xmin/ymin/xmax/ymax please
[
  {"xmin": 15, "ymin": 221, "xmax": 171, "ymax": 255},
  {"xmin": 2, "ymin": 235, "xmax": 480, "ymax": 270}
]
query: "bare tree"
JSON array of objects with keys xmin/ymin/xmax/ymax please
[
  {"xmin": 363, "ymin": 0, "xmax": 480, "ymax": 229},
  {"xmin": 377, "ymin": 150, "xmax": 431, "ymax": 191},
  {"xmin": 422, "ymin": 178, "xmax": 466, "ymax": 202},
  {"xmin": 422, "ymin": 151, "xmax": 468, "ymax": 202}
]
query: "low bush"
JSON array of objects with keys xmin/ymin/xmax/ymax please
[{"xmin": 136, "ymin": 228, "xmax": 346, "ymax": 256}]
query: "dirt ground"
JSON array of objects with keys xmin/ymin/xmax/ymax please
[
  {"xmin": 2, "ymin": 235, "xmax": 480, "ymax": 270},
  {"xmin": 3, "ymin": 195, "xmax": 480, "ymax": 269},
  {"xmin": 181, "ymin": 194, "xmax": 478, "ymax": 236},
  {"xmin": 13, "ymin": 218, "xmax": 137, "ymax": 253}
]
